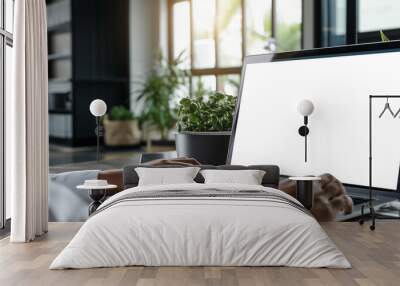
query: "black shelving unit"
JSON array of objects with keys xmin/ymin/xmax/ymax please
[{"xmin": 47, "ymin": 0, "xmax": 130, "ymax": 146}]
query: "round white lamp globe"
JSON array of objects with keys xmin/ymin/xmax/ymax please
[
  {"xmin": 89, "ymin": 99, "xmax": 107, "ymax": 117},
  {"xmin": 297, "ymin": 99, "xmax": 315, "ymax": 116}
]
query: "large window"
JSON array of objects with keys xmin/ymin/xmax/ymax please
[
  {"xmin": 358, "ymin": 0, "xmax": 400, "ymax": 43},
  {"xmin": 169, "ymin": 0, "xmax": 303, "ymax": 96},
  {"xmin": 318, "ymin": 0, "xmax": 347, "ymax": 47},
  {"xmin": 1, "ymin": 0, "xmax": 14, "ymax": 229},
  {"xmin": 358, "ymin": 0, "xmax": 400, "ymax": 33},
  {"xmin": 317, "ymin": 0, "xmax": 400, "ymax": 47}
]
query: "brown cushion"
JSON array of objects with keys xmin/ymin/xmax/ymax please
[
  {"xmin": 97, "ymin": 169, "xmax": 123, "ymax": 196},
  {"xmin": 279, "ymin": 173, "xmax": 353, "ymax": 222}
]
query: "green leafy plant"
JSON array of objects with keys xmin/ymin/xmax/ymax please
[
  {"xmin": 177, "ymin": 83, "xmax": 237, "ymax": 132},
  {"xmin": 108, "ymin": 106, "xmax": 135, "ymax": 121},
  {"xmin": 137, "ymin": 52, "xmax": 190, "ymax": 139},
  {"xmin": 276, "ymin": 23, "xmax": 302, "ymax": 51},
  {"xmin": 380, "ymin": 30, "xmax": 390, "ymax": 42},
  {"xmin": 247, "ymin": 11, "xmax": 301, "ymax": 52}
]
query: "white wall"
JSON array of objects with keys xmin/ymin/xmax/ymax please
[
  {"xmin": 158, "ymin": 0, "xmax": 169, "ymax": 57},
  {"xmin": 129, "ymin": 0, "xmax": 168, "ymax": 115}
]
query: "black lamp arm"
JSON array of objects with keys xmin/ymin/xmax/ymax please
[{"xmin": 298, "ymin": 116, "xmax": 310, "ymax": 162}]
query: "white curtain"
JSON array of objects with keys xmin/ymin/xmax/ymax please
[{"xmin": 6, "ymin": 0, "xmax": 49, "ymax": 242}]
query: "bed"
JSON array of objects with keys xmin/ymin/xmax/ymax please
[{"xmin": 50, "ymin": 165, "xmax": 351, "ymax": 269}]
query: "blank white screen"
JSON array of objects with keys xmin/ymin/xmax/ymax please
[{"xmin": 231, "ymin": 51, "xmax": 400, "ymax": 189}]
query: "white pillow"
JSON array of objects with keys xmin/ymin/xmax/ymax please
[
  {"xmin": 135, "ymin": 167, "xmax": 201, "ymax": 186},
  {"xmin": 200, "ymin": 169, "xmax": 266, "ymax": 185}
]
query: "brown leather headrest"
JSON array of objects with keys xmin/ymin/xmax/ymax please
[{"xmin": 97, "ymin": 169, "xmax": 123, "ymax": 195}]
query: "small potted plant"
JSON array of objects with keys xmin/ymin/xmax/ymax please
[
  {"xmin": 175, "ymin": 84, "xmax": 237, "ymax": 165},
  {"xmin": 137, "ymin": 52, "xmax": 189, "ymax": 141},
  {"xmin": 103, "ymin": 106, "xmax": 141, "ymax": 146}
]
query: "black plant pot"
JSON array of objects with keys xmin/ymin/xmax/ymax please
[{"xmin": 175, "ymin": 131, "xmax": 231, "ymax": 166}]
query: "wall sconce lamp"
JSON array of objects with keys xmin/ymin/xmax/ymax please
[
  {"xmin": 90, "ymin": 99, "xmax": 107, "ymax": 162},
  {"xmin": 297, "ymin": 99, "xmax": 315, "ymax": 162}
]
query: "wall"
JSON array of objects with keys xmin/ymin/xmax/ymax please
[{"xmin": 129, "ymin": 0, "xmax": 168, "ymax": 115}]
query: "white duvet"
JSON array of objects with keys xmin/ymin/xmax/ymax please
[{"xmin": 50, "ymin": 183, "xmax": 351, "ymax": 269}]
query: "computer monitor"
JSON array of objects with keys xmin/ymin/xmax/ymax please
[{"xmin": 228, "ymin": 42, "xmax": 400, "ymax": 191}]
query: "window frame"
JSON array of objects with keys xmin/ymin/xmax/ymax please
[
  {"xmin": 168, "ymin": 0, "xmax": 304, "ymax": 91},
  {"xmin": 315, "ymin": 0, "xmax": 400, "ymax": 47},
  {"xmin": 1, "ymin": 0, "xmax": 14, "ymax": 230},
  {"xmin": 356, "ymin": 0, "xmax": 400, "ymax": 44}
]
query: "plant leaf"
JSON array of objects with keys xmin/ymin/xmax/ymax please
[{"xmin": 381, "ymin": 30, "xmax": 390, "ymax": 42}]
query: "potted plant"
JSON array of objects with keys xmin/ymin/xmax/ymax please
[
  {"xmin": 175, "ymin": 84, "xmax": 237, "ymax": 165},
  {"xmin": 137, "ymin": 52, "xmax": 189, "ymax": 141},
  {"xmin": 103, "ymin": 106, "xmax": 141, "ymax": 146}
]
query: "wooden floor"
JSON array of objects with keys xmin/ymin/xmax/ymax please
[{"xmin": 0, "ymin": 222, "xmax": 399, "ymax": 286}]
